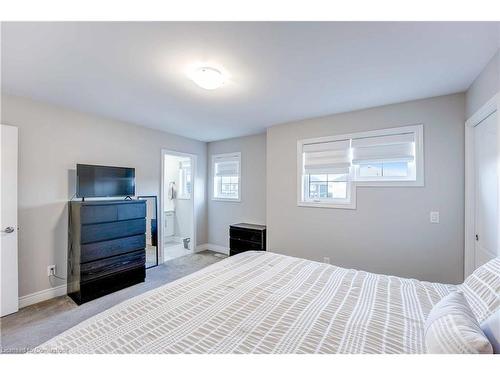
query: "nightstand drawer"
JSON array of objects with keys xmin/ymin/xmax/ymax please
[
  {"xmin": 230, "ymin": 227, "xmax": 264, "ymax": 243},
  {"xmin": 230, "ymin": 238, "xmax": 264, "ymax": 251}
]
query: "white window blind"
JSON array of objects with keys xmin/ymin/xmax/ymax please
[
  {"xmin": 303, "ymin": 139, "xmax": 351, "ymax": 174},
  {"xmin": 213, "ymin": 153, "xmax": 241, "ymax": 201},
  {"xmin": 300, "ymin": 139, "xmax": 355, "ymax": 208},
  {"xmin": 214, "ymin": 156, "xmax": 239, "ymax": 176},
  {"xmin": 351, "ymin": 133, "xmax": 415, "ymax": 165}
]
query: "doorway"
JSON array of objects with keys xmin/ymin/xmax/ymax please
[
  {"xmin": 465, "ymin": 95, "xmax": 500, "ymax": 277},
  {"xmin": 161, "ymin": 150, "xmax": 196, "ymax": 262}
]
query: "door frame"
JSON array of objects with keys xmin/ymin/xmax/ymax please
[
  {"xmin": 1, "ymin": 124, "xmax": 19, "ymax": 317},
  {"xmin": 464, "ymin": 92, "xmax": 500, "ymax": 278},
  {"xmin": 160, "ymin": 149, "xmax": 197, "ymax": 264}
]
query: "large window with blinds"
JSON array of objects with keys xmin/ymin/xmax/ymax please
[
  {"xmin": 212, "ymin": 152, "xmax": 241, "ymax": 201},
  {"xmin": 297, "ymin": 124, "xmax": 423, "ymax": 208}
]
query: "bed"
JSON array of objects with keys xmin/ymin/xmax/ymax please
[{"xmin": 34, "ymin": 251, "xmax": 500, "ymax": 354}]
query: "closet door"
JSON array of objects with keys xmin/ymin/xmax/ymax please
[
  {"xmin": 1, "ymin": 125, "xmax": 19, "ymax": 317},
  {"xmin": 474, "ymin": 111, "xmax": 498, "ymax": 269}
]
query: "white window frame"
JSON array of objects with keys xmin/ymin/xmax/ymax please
[
  {"xmin": 352, "ymin": 124, "xmax": 424, "ymax": 187},
  {"xmin": 212, "ymin": 152, "xmax": 241, "ymax": 202},
  {"xmin": 297, "ymin": 124, "xmax": 424, "ymax": 209},
  {"xmin": 177, "ymin": 161, "xmax": 192, "ymax": 200},
  {"xmin": 297, "ymin": 138, "xmax": 356, "ymax": 209}
]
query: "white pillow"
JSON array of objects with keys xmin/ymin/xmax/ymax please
[
  {"xmin": 425, "ymin": 291, "xmax": 493, "ymax": 354},
  {"xmin": 481, "ymin": 310, "xmax": 500, "ymax": 354},
  {"xmin": 461, "ymin": 257, "xmax": 500, "ymax": 322}
]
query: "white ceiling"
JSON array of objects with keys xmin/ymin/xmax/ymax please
[{"xmin": 2, "ymin": 22, "xmax": 499, "ymax": 142}]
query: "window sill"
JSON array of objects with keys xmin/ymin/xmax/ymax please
[
  {"xmin": 297, "ymin": 201, "xmax": 356, "ymax": 210},
  {"xmin": 355, "ymin": 179, "xmax": 424, "ymax": 187},
  {"xmin": 212, "ymin": 197, "xmax": 241, "ymax": 203}
]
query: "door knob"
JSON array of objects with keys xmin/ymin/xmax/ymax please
[{"xmin": 2, "ymin": 226, "xmax": 15, "ymax": 233}]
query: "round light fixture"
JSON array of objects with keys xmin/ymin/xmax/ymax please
[{"xmin": 189, "ymin": 67, "xmax": 225, "ymax": 90}]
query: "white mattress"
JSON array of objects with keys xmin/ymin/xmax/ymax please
[{"xmin": 35, "ymin": 251, "xmax": 457, "ymax": 354}]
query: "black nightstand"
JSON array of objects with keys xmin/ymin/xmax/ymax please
[{"xmin": 229, "ymin": 223, "xmax": 266, "ymax": 256}]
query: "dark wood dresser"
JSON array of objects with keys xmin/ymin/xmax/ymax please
[
  {"xmin": 68, "ymin": 199, "xmax": 146, "ymax": 304},
  {"xmin": 229, "ymin": 223, "xmax": 266, "ymax": 256}
]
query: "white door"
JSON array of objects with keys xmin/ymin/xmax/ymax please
[
  {"xmin": 1, "ymin": 124, "xmax": 19, "ymax": 317},
  {"xmin": 474, "ymin": 111, "xmax": 499, "ymax": 269}
]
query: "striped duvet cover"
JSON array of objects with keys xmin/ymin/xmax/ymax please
[{"xmin": 36, "ymin": 251, "xmax": 491, "ymax": 354}]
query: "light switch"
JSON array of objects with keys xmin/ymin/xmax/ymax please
[{"xmin": 430, "ymin": 211, "xmax": 440, "ymax": 224}]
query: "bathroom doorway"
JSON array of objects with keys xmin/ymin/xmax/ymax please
[{"xmin": 161, "ymin": 150, "xmax": 196, "ymax": 262}]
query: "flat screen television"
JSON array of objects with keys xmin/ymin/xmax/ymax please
[{"xmin": 76, "ymin": 164, "xmax": 135, "ymax": 198}]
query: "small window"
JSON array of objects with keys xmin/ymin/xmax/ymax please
[
  {"xmin": 298, "ymin": 139, "xmax": 356, "ymax": 209},
  {"xmin": 212, "ymin": 153, "xmax": 241, "ymax": 201},
  {"xmin": 351, "ymin": 127, "xmax": 423, "ymax": 185},
  {"xmin": 178, "ymin": 159, "xmax": 192, "ymax": 199}
]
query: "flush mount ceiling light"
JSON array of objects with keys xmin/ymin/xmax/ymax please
[{"xmin": 189, "ymin": 66, "xmax": 226, "ymax": 90}]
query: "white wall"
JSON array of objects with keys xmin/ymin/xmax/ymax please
[
  {"xmin": 1, "ymin": 94, "xmax": 207, "ymax": 298},
  {"xmin": 207, "ymin": 133, "xmax": 267, "ymax": 248},
  {"xmin": 267, "ymin": 93, "xmax": 465, "ymax": 284},
  {"xmin": 466, "ymin": 49, "xmax": 500, "ymax": 118}
]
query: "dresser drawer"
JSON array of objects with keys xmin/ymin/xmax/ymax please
[
  {"xmin": 80, "ymin": 202, "xmax": 146, "ymax": 224},
  {"xmin": 81, "ymin": 218, "xmax": 146, "ymax": 244},
  {"xmin": 75, "ymin": 267, "xmax": 145, "ymax": 304},
  {"xmin": 80, "ymin": 204, "xmax": 118, "ymax": 224},
  {"xmin": 117, "ymin": 203, "xmax": 146, "ymax": 221},
  {"xmin": 80, "ymin": 250, "xmax": 145, "ymax": 283},
  {"xmin": 80, "ymin": 234, "xmax": 146, "ymax": 263}
]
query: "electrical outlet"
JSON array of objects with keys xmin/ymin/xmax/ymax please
[
  {"xmin": 47, "ymin": 265, "xmax": 56, "ymax": 277},
  {"xmin": 323, "ymin": 257, "xmax": 331, "ymax": 264},
  {"xmin": 430, "ymin": 211, "xmax": 440, "ymax": 224}
]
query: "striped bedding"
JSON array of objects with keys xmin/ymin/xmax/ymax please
[{"xmin": 34, "ymin": 252, "xmax": 498, "ymax": 354}]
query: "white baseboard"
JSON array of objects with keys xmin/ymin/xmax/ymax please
[
  {"xmin": 195, "ymin": 243, "xmax": 208, "ymax": 252},
  {"xmin": 18, "ymin": 283, "xmax": 67, "ymax": 309},
  {"xmin": 18, "ymin": 244, "xmax": 228, "ymax": 309},
  {"xmin": 195, "ymin": 243, "xmax": 230, "ymax": 255}
]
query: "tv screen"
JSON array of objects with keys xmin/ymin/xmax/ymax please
[{"xmin": 76, "ymin": 164, "xmax": 135, "ymax": 198}]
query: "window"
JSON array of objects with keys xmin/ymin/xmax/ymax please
[
  {"xmin": 351, "ymin": 129, "xmax": 422, "ymax": 185},
  {"xmin": 212, "ymin": 153, "xmax": 241, "ymax": 201},
  {"xmin": 178, "ymin": 159, "xmax": 192, "ymax": 199},
  {"xmin": 299, "ymin": 138, "xmax": 356, "ymax": 208},
  {"xmin": 357, "ymin": 162, "xmax": 409, "ymax": 178},
  {"xmin": 297, "ymin": 124, "xmax": 423, "ymax": 208},
  {"xmin": 307, "ymin": 174, "xmax": 348, "ymax": 199}
]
